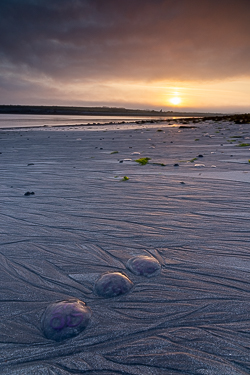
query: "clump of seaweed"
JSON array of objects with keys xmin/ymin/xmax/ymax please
[
  {"xmin": 152, "ymin": 162, "xmax": 166, "ymax": 166},
  {"xmin": 189, "ymin": 157, "xmax": 198, "ymax": 163},
  {"xmin": 110, "ymin": 151, "xmax": 119, "ymax": 154},
  {"xmin": 237, "ymin": 143, "xmax": 250, "ymax": 147},
  {"xmin": 135, "ymin": 157, "xmax": 151, "ymax": 165},
  {"xmin": 121, "ymin": 176, "xmax": 129, "ymax": 181}
]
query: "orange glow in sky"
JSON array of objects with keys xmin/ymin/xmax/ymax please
[{"xmin": 0, "ymin": 0, "xmax": 249, "ymax": 113}]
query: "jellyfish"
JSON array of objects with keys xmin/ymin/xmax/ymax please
[
  {"xmin": 94, "ymin": 272, "xmax": 133, "ymax": 298},
  {"xmin": 127, "ymin": 255, "xmax": 161, "ymax": 277},
  {"xmin": 41, "ymin": 299, "xmax": 92, "ymax": 341}
]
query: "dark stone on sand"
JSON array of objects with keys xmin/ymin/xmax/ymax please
[
  {"xmin": 198, "ymin": 154, "xmax": 203, "ymax": 158},
  {"xmin": 94, "ymin": 272, "xmax": 133, "ymax": 298},
  {"xmin": 27, "ymin": 163, "xmax": 34, "ymax": 166},
  {"xmin": 127, "ymin": 255, "xmax": 161, "ymax": 277},
  {"xmin": 41, "ymin": 299, "xmax": 92, "ymax": 342},
  {"xmin": 119, "ymin": 160, "xmax": 123, "ymax": 163},
  {"xmin": 174, "ymin": 163, "xmax": 179, "ymax": 167},
  {"xmin": 24, "ymin": 191, "xmax": 35, "ymax": 196}
]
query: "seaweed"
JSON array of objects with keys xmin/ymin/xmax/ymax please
[
  {"xmin": 237, "ymin": 143, "xmax": 250, "ymax": 147},
  {"xmin": 135, "ymin": 157, "xmax": 151, "ymax": 165},
  {"xmin": 152, "ymin": 162, "xmax": 166, "ymax": 166}
]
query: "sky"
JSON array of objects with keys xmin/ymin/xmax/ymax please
[{"xmin": 0, "ymin": 0, "xmax": 250, "ymax": 113}]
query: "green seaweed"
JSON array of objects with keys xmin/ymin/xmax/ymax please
[
  {"xmin": 152, "ymin": 162, "xmax": 166, "ymax": 166},
  {"xmin": 135, "ymin": 157, "xmax": 151, "ymax": 165},
  {"xmin": 110, "ymin": 151, "xmax": 119, "ymax": 154},
  {"xmin": 195, "ymin": 138, "xmax": 199, "ymax": 141},
  {"xmin": 189, "ymin": 157, "xmax": 198, "ymax": 163},
  {"xmin": 237, "ymin": 143, "xmax": 250, "ymax": 147},
  {"xmin": 121, "ymin": 176, "xmax": 129, "ymax": 181}
]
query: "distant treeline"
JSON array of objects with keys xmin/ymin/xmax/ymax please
[{"xmin": 0, "ymin": 105, "xmax": 217, "ymax": 117}]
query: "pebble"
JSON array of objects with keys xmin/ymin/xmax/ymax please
[{"xmin": 24, "ymin": 191, "xmax": 35, "ymax": 196}]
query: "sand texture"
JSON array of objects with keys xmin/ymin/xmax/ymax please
[{"xmin": 0, "ymin": 120, "xmax": 250, "ymax": 374}]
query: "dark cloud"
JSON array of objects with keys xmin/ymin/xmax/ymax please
[{"xmin": 0, "ymin": 0, "xmax": 250, "ymax": 85}]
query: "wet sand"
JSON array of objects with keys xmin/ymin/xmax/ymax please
[{"xmin": 0, "ymin": 119, "xmax": 250, "ymax": 374}]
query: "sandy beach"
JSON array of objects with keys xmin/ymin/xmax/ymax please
[{"xmin": 1, "ymin": 119, "xmax": 250, "ymax": 374}]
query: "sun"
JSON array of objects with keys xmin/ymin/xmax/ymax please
[{"xmin": 169, "ymin": 97, "xmax": 182, "ymax": 105}]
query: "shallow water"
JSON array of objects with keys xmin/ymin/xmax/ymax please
[{"xmin": 0, "ymin": 113, "xmax": 177, "ymax": 129}]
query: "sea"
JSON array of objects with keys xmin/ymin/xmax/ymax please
[{"xmin": 0, "ymin": 114, "xmax": 182, "ymax": 130}]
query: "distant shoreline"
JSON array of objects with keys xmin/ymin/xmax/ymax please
[{"xmin": 0, "ymin": 104, "xmax": 222, "ymax": 117}]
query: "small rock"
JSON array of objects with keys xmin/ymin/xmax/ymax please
[
  {"xmin": 174, "ymin": 163, "xmax": 179, "ymax": 167},
  {"xmin": 24, "ymin": 191, "xmax": 35, "ymax": 196},
  {"xmin": 194, "ymin": 164, "xmax": 205, "ymax": 168}
]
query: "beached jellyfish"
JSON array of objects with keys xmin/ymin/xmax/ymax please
[
  {"xmin": 41, "ymin": 299, "xmax": 92, "ymax": 341},
  {"xmin": 127, "ymin": 255, "xmax": 161, "ymax": 277},
  {"xmin": 94, "ymin": 272, "xmax": 133, "ymax": 298}
]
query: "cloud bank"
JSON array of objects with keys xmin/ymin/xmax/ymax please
[
  {"xmin": 0, "ymin": 0, "xmax": 250, "ymax": 108},
  {"xmin": 1, "ymin": 0, "xmax": 250, "ymax": 81}
]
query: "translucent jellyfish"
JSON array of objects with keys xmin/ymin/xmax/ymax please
[
  {"xmin": 127, "ymin": 255, "xmax": 161, "ymax": 277},
  {"xmin": 94, "ymin": 272, "xmax": 133, "ymax": 298},
  {"xmin": 41, "ymin": 299, "xmax": 92, "ymax": 341}
]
